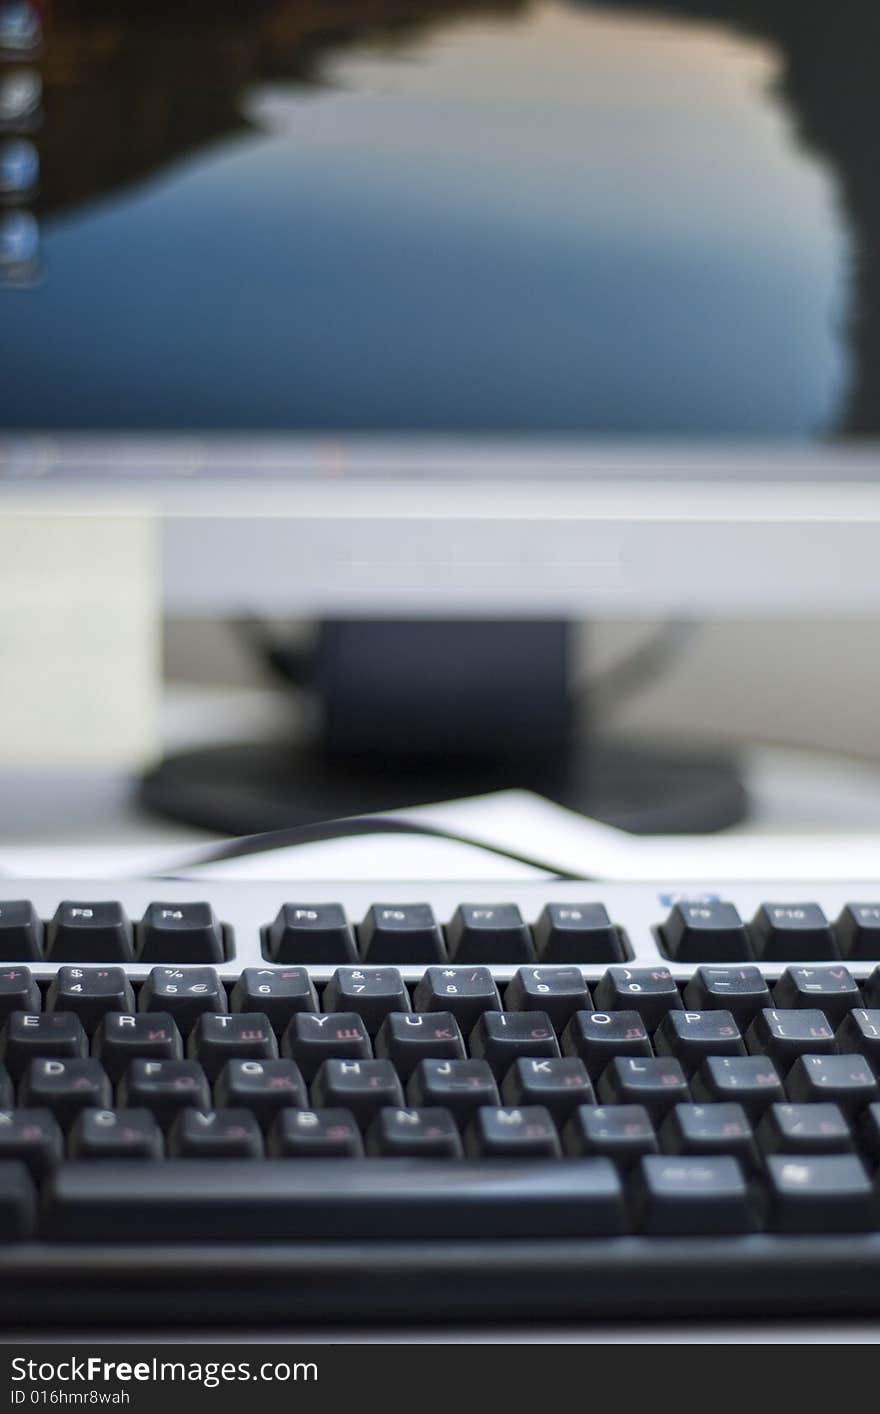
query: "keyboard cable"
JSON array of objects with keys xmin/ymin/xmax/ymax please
[{"xmin": 152, "ymin": 813, "xmax": 594, "ymax": 883}]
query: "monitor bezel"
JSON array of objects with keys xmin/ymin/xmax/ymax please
[{"xmin": 2, "ymin": 433, "xmax": 880, "ymax": 614}]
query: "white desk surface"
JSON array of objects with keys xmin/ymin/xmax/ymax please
[{"xmin": 3, "ymin": 732, "xmax": 880, "ymax": 884}]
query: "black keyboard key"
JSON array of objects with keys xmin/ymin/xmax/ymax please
[
  {"xmin": 533, "ymin": 904, "xmax": 625, "ymax": 963},
  {"xmin": 765, "ymin": 1153, "xmax": 875, "ymax": 1232},
  {"xmin": 785, "ymin": 1054, "xmax": 879, "ymax": 1116},
  {"xmin": 46, "ymin": 902, "xmax": 134, "ymax": 963},
  {"xmin": 118, "ymin": 1059, "xmax": 211, "ymax": 1128},
  {"xmin": 469, "ymin": 1010, "xmax": 559, "ymax": 1078},
  {"xmin": 859, "ymin": 968, "xmax": 880, "ymax": 1009},
  {"xmin": 137, "ymin": 902, "xmax": 226, "ymax": 963},
  {"xmin": 772, "ymin": 966, "xmax": 861, "ymax": 1024},
  {"xmin": 69, "ymin": 1108, "xmax": 164, "ymax": 1160},
  {"xmin": 413, "ymin": 967, "xmax": 501, "ymax": 1033},
  {"xmin": 660, "ymin": 1103, "xmax": 758, "ymax": 1170},
  {"xmin": 406, "ymin": 1058, "xmax": 499, "ymax": 1122},
  {"xmin": 323, "ymin": 967, "xmax": 411, "ymax": 1034},
  {"xmin": 683, "ymin": 966, "xmax": 771, "ymax": 1028},
  {"xmin": 466, "ymin": 1105, "xmax": 561, "ymax": 1158},
  {"xmin": 169, "ymin": 1108, "xmax": 263, "ymax": 1158},
  {"xmin": 0, "ymin": 1109, "xmax": 63, "ymax": 1179},
  {"xmin": 268, "ymin": 1108, "xmax": 364, "ymax": 1158},
  {"xmin": 858, "ymin": 1103, "xmax": 880, "ymax": 1165},
  {"xmin": 447, "ymin": 904, "xmax": 535, "ymax": 964},
  {"xmin": 660, "ymin": 902, "xmax": 753, "ymax": 962},
  {"xmin": 593, "ymin": 968, "xmax": 683, "ymax": 1030},
  {"xmin": 597, "ymin": 1056, "xmax": 689, "ymax": 1119},
  {"xmin": 92, "ymin": 1012, "xmax": 183, "ymax": 1082},
  {"xmin": 366, "ymin": 1107, "xmax": 462, "ymax": 1157},
  {"xmin": 746, "ymin": 1008, "xmax": 836, "ymax": 1067},
  {"xmin": 0, "ymin": 902, "xmax": 42, "ymax": 961},
  {"xmin": 187, "ymin": 1012, "xmax": 277, "ymax": 1081},
  {"xmin": 653, "ymin": 1009, "xmax": 745, "ymax": 1075},
  {"xmin": 835, "ymin": 904, "xmax": 880, "ymax": 961},
  {"xmin": 504, "ymin": 966, "xmax": 591, "ymax": 1030},
  {"xmin": 0, "ymin": 1161, "xmax": 36, "ymax": 1239},
  {"xmin": 501, "ymin": 1056, "xmax": 593, "ymax": 1121},
  {"xmin": 751, "ymin": 903, "xmax": 839, "ymax": 962},
  {"xmin": 281, "ymin": 1012, "xmax": 372, "ymax": 1082},
  {"xmin": 230, "ymin": 967, "xmax": 318, "ymax": 1032},
  {"xmin": 837, "ymin": 1010, "xmax": 880, "ymax": 1070},
  {"xmin": 46, "ymin": 966, "xmax": 135, "ymax": 1034},
  {"xmin": 20, "ymin": 1058, "xmax": 111, "ymax": 1130},
  {"xmin": 0, "ymin": 967, "xmax": 40, "ymax": 1022},
  {"xmin": 0, "ymin": 1065, "xmax": 11, "ymax": 1107},
  {"xmin": 311, "ymin": 1058, "xmax": 404, "ymax": 1126},
  {"xmin": 359, "ymin": 904, "xmax": 446, "ymax": 963},
  {"xmin": 691, "ymin": 1055, "xmax": 784, "ymax": 1118},
  {"xmin": 1, "ymin": 1012, "xmax": 87, "ymax": 1079},
  {"xmin": 214, "ymin": 1058, "xmax": 307, "ymax": 1125},
  {"xmin": 374, "ymin": 1012, "xmax": 465, "ymax": 1079},
  {"xmin": 561, "ymin": 1010, "xmax": 652, "ymax": 1080},
  {"xmin": 139, "ymin": 967, "xmax": 228, "ymax": 1034},
  {"xmin": 44, "ymin": 1158, "xmax": 627, "ymax": 1240},
  {"xmin": 633, "ymin": 1155, "xmax": 754, "ymax": 1234},
  {"xmin": 562, "ymin": 1104, "xmax": 657, "ymax": 1167},
  {"xmin": 757, "ymin": 1102, "xmax": 853, "ymax": 1156},
  {"xmin": 266, "ymin": 904, "xmax": 356, "ymax": 964}
]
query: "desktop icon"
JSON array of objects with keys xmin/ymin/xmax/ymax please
[
  {"xmin": 0, "ymin": 68, "xmax": 41, "ymax": 129},
  {"xmin": 0, "ymin": 2, "xmax": 41, "ymax": 58},
  {"xmin": 0, "ymin": 206, "xmax": 38, "ymax": 281},
  {"xmin": 0, "ymin": 135, "xmax": 38, "ymax": 199}
]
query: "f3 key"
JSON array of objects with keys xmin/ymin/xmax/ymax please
[{"xmin": 46, "ymin": 903, "xmax": 134, "ymax": 963}]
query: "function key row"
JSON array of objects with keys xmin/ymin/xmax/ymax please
[
  {"xmin": 7, "ymin": 898, "xmax": 880, "ymax": 966},
  {"xmin": 661, "ymin": 901, "xmax": 880, "ymax": 962},
  {"xmin": 270, "ymin": 901, "xmax": 880, "ymax": 965},
  {"xmin": 0, "ymin": 902, "xmax": 228, "ymax": 964},
  {"xmin": 265, "ymin": 903, "xmax": 628, "ymax": 964},
  {"xmin": 0, "ymin": 900, "xmax": 629, "ymax": 965}
]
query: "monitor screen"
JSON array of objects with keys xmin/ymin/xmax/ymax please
[{"xmin": 0, "ymin": 0, "xmax": 876, "ymax": 447}]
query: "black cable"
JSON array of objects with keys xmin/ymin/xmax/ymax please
[
  {"xmin": 155, "ymin": 813, "xmax": 593, "ymax": 881},
  {"xmin": 575, "ymin": 621, "xmax": 697, "ymax": 720},
  {"xmin": 230, "ymin": 616, "xmax": 315, "ymax": 690}
]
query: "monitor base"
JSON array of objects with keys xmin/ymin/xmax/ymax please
[{"xmin": 139, "ymin": 737, "xmax": 747, "ymax": 838}]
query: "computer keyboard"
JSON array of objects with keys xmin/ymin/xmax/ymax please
[{"xmin": 5, "ymin": 877, "xmax": 880, "ymax": 1325}]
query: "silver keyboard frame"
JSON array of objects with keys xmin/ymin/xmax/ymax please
[{"xmin": 6, "ymin": 877, "xmax": 880, "ymax": 982}]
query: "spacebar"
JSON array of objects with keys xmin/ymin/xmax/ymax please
[{"xmin": 44, "ymin": 1159, "xmax": 627, "ymax": 1241}]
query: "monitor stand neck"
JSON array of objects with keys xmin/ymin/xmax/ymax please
[{"xmin": 140, "ymin": 618, "xmax": 746, "ymax": 837}]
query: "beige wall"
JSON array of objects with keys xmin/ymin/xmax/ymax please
[{"xmin": 585, "ymin": 621, "xmax": 880, "ymax": 758}]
